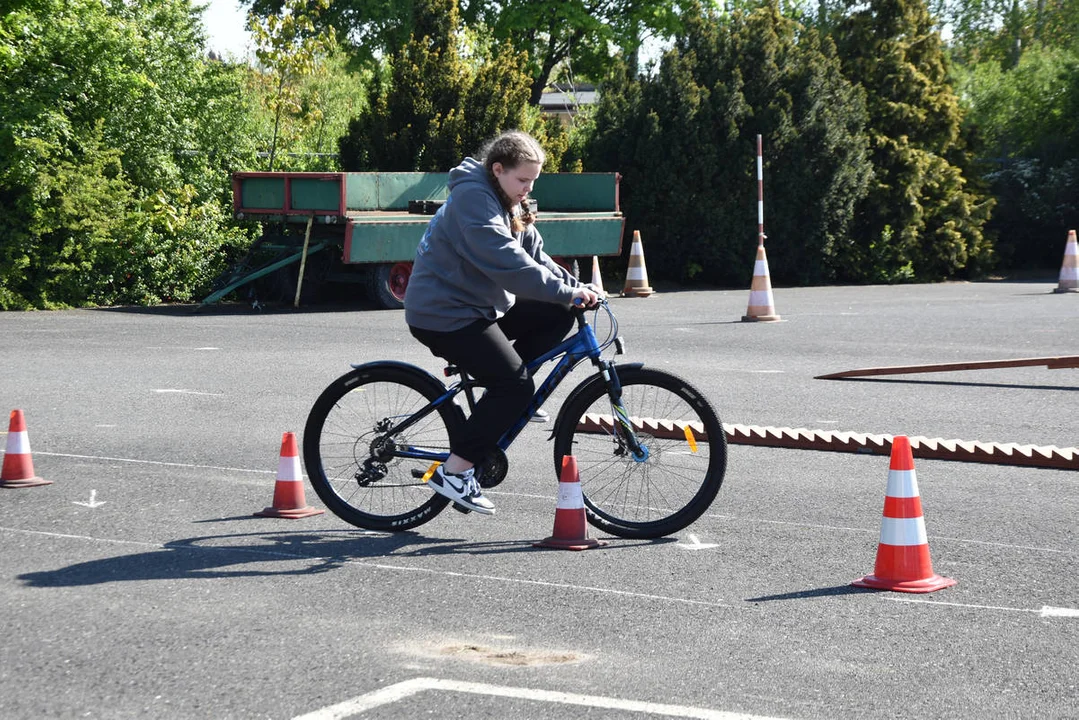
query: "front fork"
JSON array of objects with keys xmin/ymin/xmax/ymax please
[{"xmin": 598, "ymin": 361, "xmax": 649, "ymax": 462}]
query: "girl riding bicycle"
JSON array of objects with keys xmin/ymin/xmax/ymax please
[{"xmin": 404, "ymin": 130, "xmax": 600, "ymax": 515}]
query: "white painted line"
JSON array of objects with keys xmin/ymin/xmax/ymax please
[
  {"xmin": 704, "ymin": 512, "xmax": 1072, "ymax": 555},
  {"xmin": 885, "ymin": 597, "xmax": 1079, "ymax": 619},
  {"xmin": 0, "ymin": 526, "xmax": 732, "ymax": 609},
  {"xmin": 145, "ymin": 346, "xmax": 220, "ymax": 351},
  {"xmin": 151, "ymin": 389, "xmax": 224, "ymax": 396},
  {"xmin": 1041, "ymin": 605, "xmax": 1079, "ymax": 618},
  {"xmin": 72, "ymin": 490, "xmax": 106, "ymax": 508},
  {"xmin": 291, "ymin": 677, "xmax": 787, "ymax": 720},
  {"xmin": 678, "ymin": 533, "xmax": 719, "ymax": 550},
  {"xmin": 34, "ymin": 451, "xmax": 276, "ymax": 475}
]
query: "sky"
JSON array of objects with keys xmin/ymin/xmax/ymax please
[{"xmin": 200, "ymin": 0, "xmax": 253, "ymax": 59}]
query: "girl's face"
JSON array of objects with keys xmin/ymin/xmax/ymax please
[{"xmin": 492, "ymin": 161, "xmax": 542, "ymax": 206}]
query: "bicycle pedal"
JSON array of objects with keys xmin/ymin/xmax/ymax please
[{"xmin": 451, "ymin": 502, "xmax": 472, "ymax": 514}]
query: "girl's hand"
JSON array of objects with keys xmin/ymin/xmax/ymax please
[{"xmin": 571, "ymin": 286, "xmax": 601, "ymax": 308}]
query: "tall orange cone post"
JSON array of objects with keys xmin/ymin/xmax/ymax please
[
  {"xmin": 590, "ymin": 255, "xmax": 605, "ymax": 294},
  {"xmin": 1054, "ymin": 229, "xmax": 1078, "ymax": 293},
  {"xmin": 621, "ymin": 231, "xmax": 654, "ymax": 297},
  {"xmin": 255, "ymin": 432, "xmax": 324, "ymax": 519},
  {"xmin": 534, "ymin": 456, "xmax": 607, "ymax": 550},
  {"xmin": 853, "ymin": 436, "xmax": 955, "ymax": 593},
  {"xmin": 1, "ymin": 410, "xmax": 51, "ymax": 488},
  {"xmin": 742, "ymin": 135, "xmax": 780, "ymax": 322}
]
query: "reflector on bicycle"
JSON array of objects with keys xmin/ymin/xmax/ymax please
[
  {"xmin": 683, "ymin": 425, "xmax": 699, "ymax": 453},
  {"xmin": 421, "ymin": 462, "xmax": 441, "ymax": 482}
]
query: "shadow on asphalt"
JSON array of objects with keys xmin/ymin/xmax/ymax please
[
  {"xmin": 16, "ymin": 530, "xmax": 672, "ymax": 587},
  {"xmin": 744, "ymin": 585, "xmax": 876, "ymax": 602}
]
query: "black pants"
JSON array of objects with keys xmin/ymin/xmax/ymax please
[{"xmin": 409, "ymin": 300, "xmax": 575, "ymax": 464}]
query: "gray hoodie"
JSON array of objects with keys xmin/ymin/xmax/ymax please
[{"xmin": 404, "ymin": 157, "xmax": 579, "ymax": 332}]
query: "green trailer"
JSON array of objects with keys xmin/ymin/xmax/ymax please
[{"xmin": 203, "ymin": 170, "xmax": 625, "ymax": 309}]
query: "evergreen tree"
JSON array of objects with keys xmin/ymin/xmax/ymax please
[
  {"xmin": 586, "ymin": 1, "xmax": 872, "ymax": 286},
  {"xmin": 338, "ymin": 0, "xmax": 569, "ymax": 172},
  {"xmin": 834, "ymin": 0, "xmax": 994, "ymax": 281}
]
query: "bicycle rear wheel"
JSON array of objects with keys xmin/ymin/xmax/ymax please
[
  {"xmin": 553, "ymin": 366, "xmax": 727, "ymax": 539},
  {"xmin": 302, "ymin": 363, "xmax": 463, "ymax": 532}
]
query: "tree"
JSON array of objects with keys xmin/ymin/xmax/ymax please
[
  {"xmin": 586, "ymin": 1, "xmax": 872, "ymax": 286},
  {"xmin": 834, "ymin": 0, "xmax": 994, "ymax": 281},
  {"xmin": 248, "ymin": 0, "xmax": 337, "ymax": 170},
  {"xmin": 0, "ymin": 0, "xmax": 255, "ymax": 308},
  {"xmin": 338, "ymin": 0, "xmax": 570, "ymax": 172}
]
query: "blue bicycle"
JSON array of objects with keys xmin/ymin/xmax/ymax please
[{"xmin": 302, "ymin": 300, "xmax": 727, "ymax": 538}]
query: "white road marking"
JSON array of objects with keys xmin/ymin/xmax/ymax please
[
  {"xmin": 34, "ymin": 451, "xmax": 276, "ymax": 475},
  {"xmin": 885, "ymin": 597, "xmax": 1079, "ymax": 619},
  {"xmin": 72, "ymin": 490, "xmax": 106, "ymax": 508},
  {"xmin": 290, "ymin": 677, "xmax": 787, "ymax": 720},
  {"xmin": 678, "ymin": 533, "xmax": 719, "ymax": 550},
  {"xmin": 0, "ymin": 526, "xmax": 732, "ymax": 609},
  {"xmin": 145, "ymin": 346, "xmax": 220, "ymax": 351},
  {"xmin": 1040, "ymin": 605, "xmax": 1079, "ymax": 618},
  {"xmin": 151, "ymin": 389, "xmax": 224, "ymax": 396}
]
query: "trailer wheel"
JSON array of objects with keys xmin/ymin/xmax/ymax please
[{"xmin": 367, "ymin": 262, "xmax": 411, "ymax": 309}]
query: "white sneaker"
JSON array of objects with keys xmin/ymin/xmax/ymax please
[
  {"xmin": 428, "ymin": 466, "xmax": 495, "ymax": 515},
  {"xmin": 529, "ymin": 408, "xmax": 550, "ymax": 423}
]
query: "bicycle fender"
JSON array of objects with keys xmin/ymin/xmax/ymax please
[
  {"xmin": 550, "ymin": 362, "xmax": 645, "ymax": 439},
  {"xmin": 349, "ymin": 359, "xmax": 432, "ymax": 375}
]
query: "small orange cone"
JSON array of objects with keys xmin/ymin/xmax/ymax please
[
  {"xmin": 853, "ymin": 436, "xmax": 955, "ymax": 593},
  {"xmin": 254, "ymin": 432, "xmax": 324, "ymax": 519},
  {"xmin": 1, "ymin": 410, "xmax": 52, "ymax": 488},
  {"xmin": 741, "ymin": 243, "xmax": 780, "ymax": 322},
  {"xmin": 1054, "ymin": 229, "xmax": 1078, "ymax": 293},
  {"xmin": 621, "ymin": 231, "xmax": 654, "ymax": 298},
  {"xmin": 590, "ymin": 255, "xmax": 605, "ymax": 294},
  {"xmin": 534, "ymin": 455, "xmax": 607, "ymax": 550}
]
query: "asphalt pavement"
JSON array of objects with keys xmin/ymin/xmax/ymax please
[{"xmin": 1, "ymin": 280, "xmax": 1076, "ymax": 719}]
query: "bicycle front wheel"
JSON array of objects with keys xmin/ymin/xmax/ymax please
[
  {"xmin": 302, "ymin": 363, "xmax": 463, "ymax": 532},
  {"xmin": 553, "ymin": 366, "xmax": 727, "ymax": 539}
]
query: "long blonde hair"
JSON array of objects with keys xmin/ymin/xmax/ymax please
[{"xmin": 478, "ymin": 130, "xmax": 545, "ymax": 232}]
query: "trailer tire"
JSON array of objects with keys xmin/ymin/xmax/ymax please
[{"xmin": 367, "ymin": 262, "xmax": 411, "ymax": 310}]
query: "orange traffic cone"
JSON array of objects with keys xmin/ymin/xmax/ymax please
[
  {"xmin": 254, "ymin": 432, "xmax": 324, "ymax": 519},
  {"xmin": 590, "ymin": 255, "xmax": 605, "ymax": 294},
  {"xmin": 621, "ymin": 231, "xmax": 654, "ymax": 298},
  {"xmin": 1054, "ymin": 229, "xmax": 1078, "ymax": 293},
  {"xmin": 853, "ymin": 436, "xmax": 955, "ymax": 593},
  {"xmin": 1, "ymin": 410, "xmax": 51, "ymax": 488},
  {"xmin": 741, "ymin": 243, "xmax": 780, "ymax": 322},
  {"xmin": 534, "ymin": 456, "xmax": 607, "ymax": 550}
]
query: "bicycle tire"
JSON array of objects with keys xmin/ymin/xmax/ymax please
[
  {"xmin": 302, "ymin": 362, "xmax": 463, "ymax": 532},
  {"xmin": 552, "ymin": 366, "xmax": 727, "ymax": 539}
]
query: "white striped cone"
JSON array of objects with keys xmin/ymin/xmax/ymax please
[
  {"xmin": 254, "ymin": 432, "xmax": 324, "ymax": 518},
  {"xmin": 590, "ymin": 255, "xmax": 605, "ymax": 294},
  {"xmin": 741, "ymin": 244, "xmax": 780, "ymax": 322},
  {"xmin": 621, "ymin": 231, "xmax": 654, "ymax": 298},
  {"xmin": 534, "ymin": 456, "xmax": 607, "ymax": 550},
  {"xmin": 1054, "ymin": 229, "xmax": 1078, "ymax": 293},
  {"xmin": 1, "ymin": 410, "xmax": 51, "ymax": 488},
  {"xmin": 853, "ymin": 436, "xmax": 955, "ymax": 593}
]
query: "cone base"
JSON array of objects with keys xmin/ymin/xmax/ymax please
[
  {"xmin": 254, "ymin": 506, "xmax": 325, "ymax": 519},
  {"xmin": 852, "ymin": 573, "xmax": 956, "ymax": 594},
  {"xmin": 0, "ymin": 476, "xmax": 52, "ymax": 488},
  {"xmin": 622, "ymin": 287, "xmax": 654, "ymax": 298},
  {"xmin": 533, "ymin": 536, "xmax": 608, "ymax": 551},
  {"xmin": 742, "ymin": 314, "xmax": 781, "ymax": 322}
]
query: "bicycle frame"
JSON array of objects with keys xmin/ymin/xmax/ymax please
[{"xmin": 386, "ymin": 309, "xmax": 610, "ymax": 466}]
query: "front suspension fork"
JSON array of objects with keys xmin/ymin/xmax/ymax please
[{"xmin": 599, "ymin": 361, "xmax": 649, "ymax": 462}]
